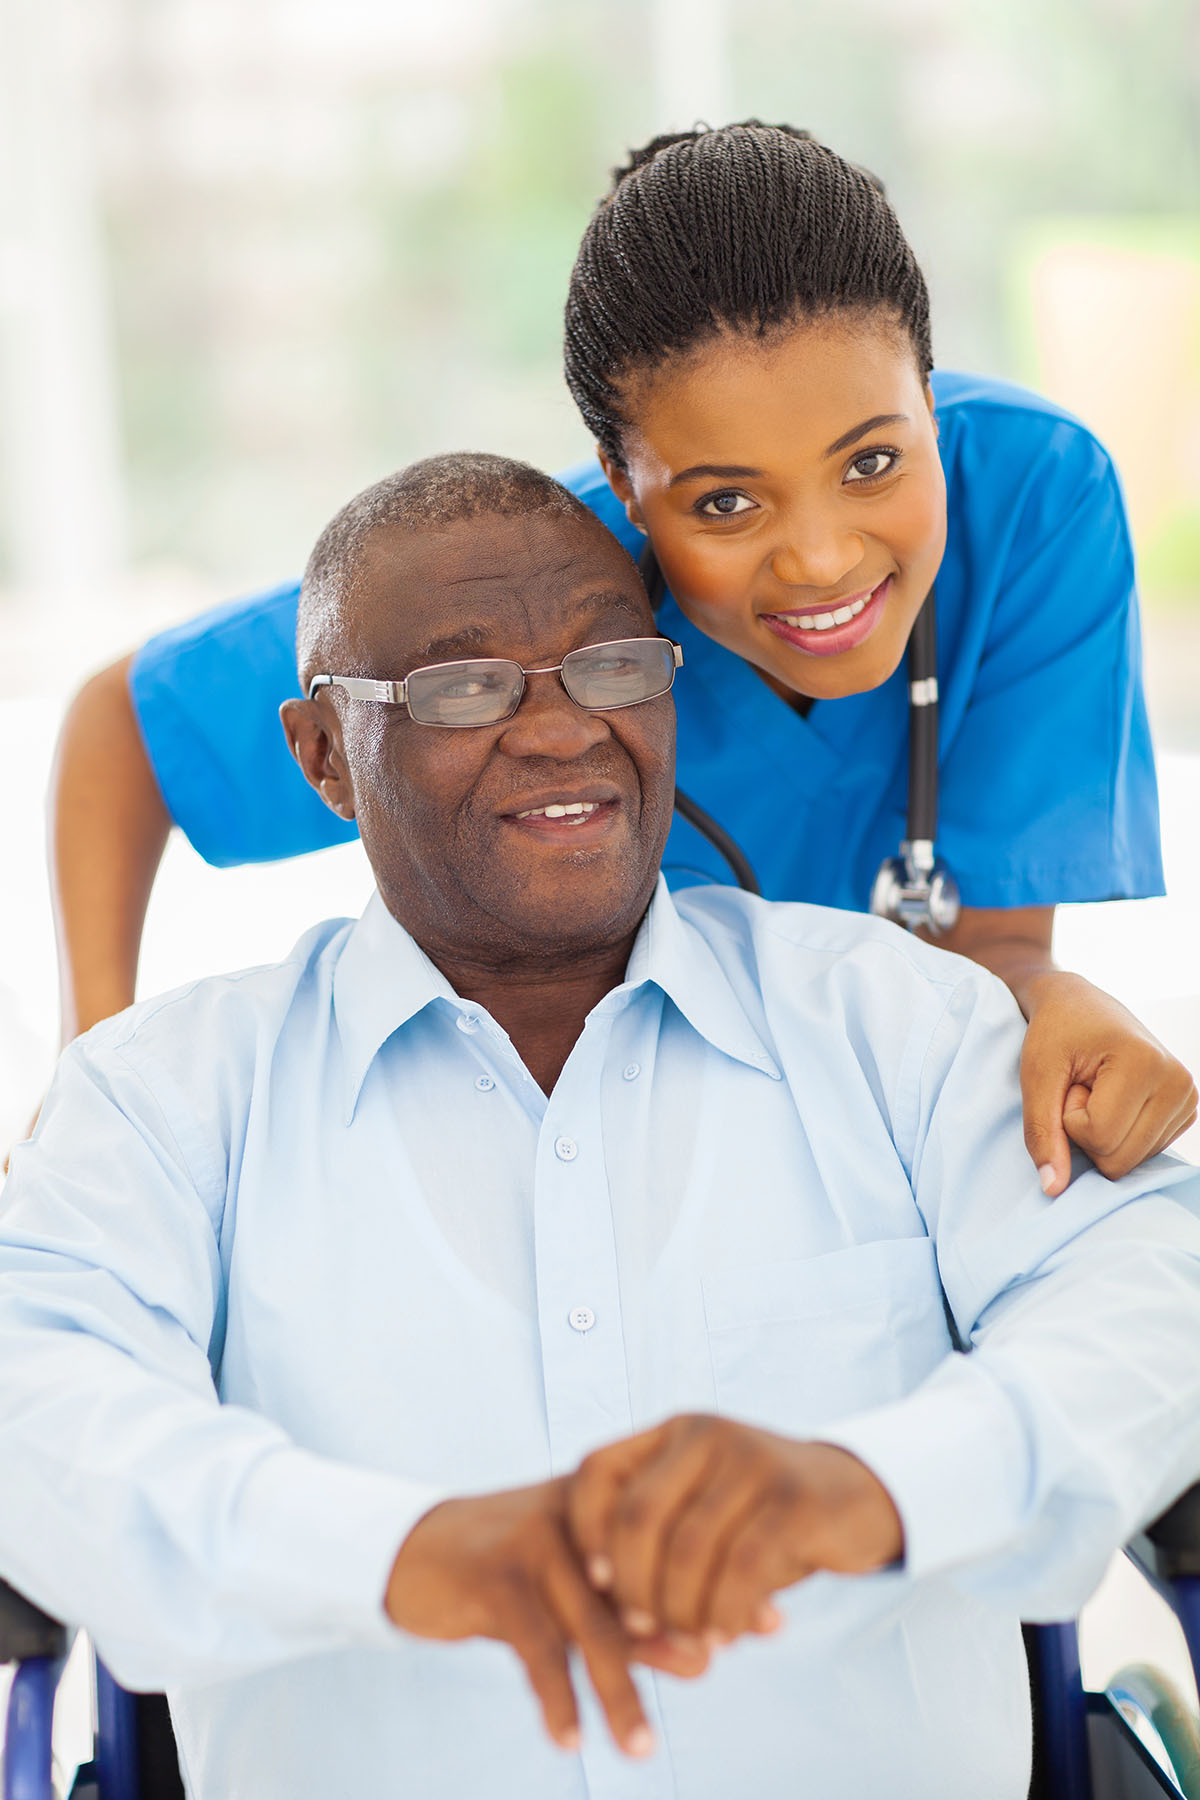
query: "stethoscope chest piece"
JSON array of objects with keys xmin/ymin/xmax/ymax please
[{"xmin": 870, "ymin": 845, "xmax": 961, "ymax": 938}]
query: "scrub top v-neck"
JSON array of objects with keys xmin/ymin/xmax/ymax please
[{"xmin": 128, "ymin": 370, "xmax": 1164, "ymax": 912}]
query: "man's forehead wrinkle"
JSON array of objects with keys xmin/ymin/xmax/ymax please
[{"xmin": 337, "ymin": 511, "xmax": 651, "ymax": 675}]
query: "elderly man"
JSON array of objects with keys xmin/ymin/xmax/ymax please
[{"xmin": 1, "ymin": 454, "xmax": 1198, "ymax": 1800}]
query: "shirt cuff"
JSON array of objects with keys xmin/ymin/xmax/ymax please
[
  {"xmin": 818, "ymin": 1354, "xmax": 1032, "ymax": 1581},
  {"xmin": 235, "ymin": 1442, "xmax": 449, "ymax": 1647}
]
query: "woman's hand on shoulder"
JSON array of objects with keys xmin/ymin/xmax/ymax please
[
  {"xmin": 923, "ymin": 905, "xmax": 1196, "ymax": 1196},
  {"xmin": 1019, "ymin": 972, "xmax": 1198, "ymax": 1195}
]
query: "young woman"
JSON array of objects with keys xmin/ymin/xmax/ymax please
[{"xmin": 45, "ymin": 123, "xmax": 1196, "ymax": 1192}]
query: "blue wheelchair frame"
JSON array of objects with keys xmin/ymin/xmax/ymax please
[{"xmin": 3, "ymin": 1482, "xmax": 1199, "ymax": 1800}]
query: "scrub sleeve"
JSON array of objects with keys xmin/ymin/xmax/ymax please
[
  {"xmin": 128, "ymin": 374, "xmax": 1165, "ymax": 909},
  {"xmin": 130, "ymin": 583, "xmax": 355, "ymax": 867}
]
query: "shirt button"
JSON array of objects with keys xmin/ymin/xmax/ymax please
[
  {"xmin": 568, "ymin": 1306, "xmax": 595, "ymax": 1333},
  {"xmin": 554, "ymin": 1136, "xmax": 578, "ymax": 1162},
  {"xmin": 456, "ymin": 1013, "xmax": 480, "ymax": 1034},
  {"xmin": 475, "ymin": 1074, "xmax": 495, "ymax": 1092},
  {"xmin": 622, "ymin": 1062, "xmax": 641, "ymax": 1081}
]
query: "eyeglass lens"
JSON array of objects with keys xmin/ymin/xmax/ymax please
[
  {"xmin": 404, "ymin": 638, "xmax": 676, "ymax": 726},
  {"xmin": 404, "ymin": 661, "xmax": 525, "ymax": 727},
  {"xmin": 560, "ymin": 638, "xmax": 676, "ymax": 710}
]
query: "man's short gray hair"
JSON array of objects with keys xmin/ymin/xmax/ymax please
[{"xmin": 297, "ymin": 452, "xmax": 600, "ymax": 684}]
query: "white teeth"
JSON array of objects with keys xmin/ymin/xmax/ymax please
[
  {"xmin": 515, "ymin": 800, "xmax": 600, "ymax": 820},
  {"xmin": 784, "ymin": 594, "xmax": 870, "ymax": 633}
]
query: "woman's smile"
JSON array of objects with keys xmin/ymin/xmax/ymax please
[{"xmin": 760, "ymin": 575, "xmax": 892, "ymax": 658}]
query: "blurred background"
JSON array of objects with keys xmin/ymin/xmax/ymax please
[{"xmin": 1, "ymin": 0, "xmax": 1199, "ymax": 1763}]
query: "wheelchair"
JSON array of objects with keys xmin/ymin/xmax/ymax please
[{"xmin": 2, "ymin": 1482, "xmax": 1199, "ymax": 1800}]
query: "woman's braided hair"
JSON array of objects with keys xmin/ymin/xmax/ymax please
[{"xmin": 563, "ymin": 122, "xmax": 933, "ymax": 467}]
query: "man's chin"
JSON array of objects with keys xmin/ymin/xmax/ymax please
[{"xmin": 479, "ymin": 859, "xmax": 656, "ymax": 957}]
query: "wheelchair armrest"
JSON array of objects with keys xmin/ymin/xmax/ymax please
[
  {"xmin": 0, "ymin": 1576, "xmax": 68, "ymax": 1662},
  {"xmin": 1127, "ymin": 1481, "xmax": 1200, "ymax": 1585}
]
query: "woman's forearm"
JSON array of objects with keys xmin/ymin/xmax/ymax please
[
  {"xmin": 48, "ymin": 655, "xmax": 172, "ymax": 1041},
  {"xmin": 921, "ymin": 904, "xmax": 1057, "ymax": 1021}
]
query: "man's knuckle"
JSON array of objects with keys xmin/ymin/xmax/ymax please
[
  {"xmin": 576, "ymin": 1448, "xmax": 606, "ymax": 1486},
  {"xmin": 615, "ymin": 1492, "xmax": 649, "ymax": 1533},
  {"xmin": 729, "ymin": 1533, "xmax": 764, "ymax": 1577},
  {"xmin": 669, "ymin": 1519, "xmax": 705, "ymax": 1566},
  {"xmin": 764, "ymin": 1469, "xmax": 801, "ymax": 1511},
  {"xmin": 677, "ymin": 1412, "xmax": 718, "ymax": 1447}
]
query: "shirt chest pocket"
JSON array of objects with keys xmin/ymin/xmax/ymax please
[{"xmin": 701, "ymin": 1237, "xmax": 952, "ymax": 1437}]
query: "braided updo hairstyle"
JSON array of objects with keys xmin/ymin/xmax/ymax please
[{"xmin": 564, "ymin": 122, "xmax": 933, "ymax": 468}]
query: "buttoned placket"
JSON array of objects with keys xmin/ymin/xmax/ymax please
[
  {"xmin": 532, "ymin": 1003, "xmax": 633, "ymax": 1474},
  {"xmin": 529, "ymin": 992, "xmax": 675, "ymax": 1800},
  {"xmin": 451, "ymin": 1002, "xmax": 547, "ymax": 1127}
]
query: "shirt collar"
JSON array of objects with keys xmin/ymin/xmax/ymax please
[
  {"xmin": 609, "ymin": 878, "xmax": 781, "ymax": 1080},
  {"xmin": 333, "ymin": 890, "xmax": 463, "ymax": 1121},
  {"xmin": 333, "ymin": 878, "xmax": 780, "ymax": 1122}
]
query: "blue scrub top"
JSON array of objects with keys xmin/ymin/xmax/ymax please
[{"xmin": 129, "ymin": 371, "xmax": 1164, "ymax": 911}]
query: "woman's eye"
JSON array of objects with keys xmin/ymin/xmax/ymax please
[
  {"xmin": 696, "ymin": 490, "xmax": 756, "ymax": 518},
  {"xmin": 844, "ymin": 449, "xmax": 900, "ymax": 484}
]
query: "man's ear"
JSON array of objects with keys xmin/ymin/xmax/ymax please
[
  {"xmin": 279, "ymin": 698, "xmax": 356, "ymax": 820},
  {"xmin": 596, "ymin": 448, "xmax": 648, "ymax": 534}
]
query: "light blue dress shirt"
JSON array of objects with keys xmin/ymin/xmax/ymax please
[{"xmin": 1, "ymin": 883, "xmax": 1198, "ymax": 1800}]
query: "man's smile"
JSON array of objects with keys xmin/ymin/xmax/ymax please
[{"xmin": 502, "ymin": 788, "xmax": 623, "ymax": 840}]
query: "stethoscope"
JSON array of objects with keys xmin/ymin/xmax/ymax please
[{"xmin": 640, "ymin": 545, "xmax": 962, "ymax": 938}]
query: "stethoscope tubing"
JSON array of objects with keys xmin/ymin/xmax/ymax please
[
  {"xmin": 905, "ymin": 590, "xmax": 939, "ymax": 848},
  {"xmin": 638, "ymin": 544, "xmax": 947, "ymax": 919}
]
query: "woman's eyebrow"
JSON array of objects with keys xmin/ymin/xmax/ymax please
[
  {"xmin": 667, "ymin": 420, "xmax": 910, "ymax": 488},
  {"xmin": 825, "ymin": 414, "xmax": 909, "ymax": 456},
  {"xmin": 668, "ymin": 463, "xmax": 764, "ymax": 488}
]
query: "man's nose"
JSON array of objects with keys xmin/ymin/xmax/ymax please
[
  {"xmin": 496, "ymin": 670, "xmax": 611, "ymax": 758},
  {"xmin": 767, "ymin": 508, "xmax": 864, "ymax": 592}
]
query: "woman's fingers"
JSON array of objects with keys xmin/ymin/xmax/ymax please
[
  {"xmin": 1064, "ymin": 1061, "xmax": 1149, "ymax": 1165},
  {"xmin": 1066, "ymin": 1056, "xmax": 1198, "ymax": 1177}
]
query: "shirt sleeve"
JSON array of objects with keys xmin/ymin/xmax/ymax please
[
  {"xmin": 936, "ymin": 414, "xmax": 1164, "ymax": 907},
  {"xmin": 129, "ymin": 582, "xmax": 360, "ymax": 867},
  {"xmin": 0, "ymin": 1036, "xmax": 444, "ymax": 1688},
  {"xmin": 821, "ymin": 963, "xmax": 1200, "ymax": 1618}
]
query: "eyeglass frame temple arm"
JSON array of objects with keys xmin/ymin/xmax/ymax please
[{"xmin": 308, "ymin": 675, "xmax": 408, "ymax": 704}]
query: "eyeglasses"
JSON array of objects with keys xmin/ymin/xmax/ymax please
[{"xmin": 308, "ymin": 635, "xmax": 683, "ymax": 728}]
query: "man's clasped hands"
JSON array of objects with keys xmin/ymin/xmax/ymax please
[{"xmin": 385, "ymin": 1414, "xmax": 903, "ymax": 1758}]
